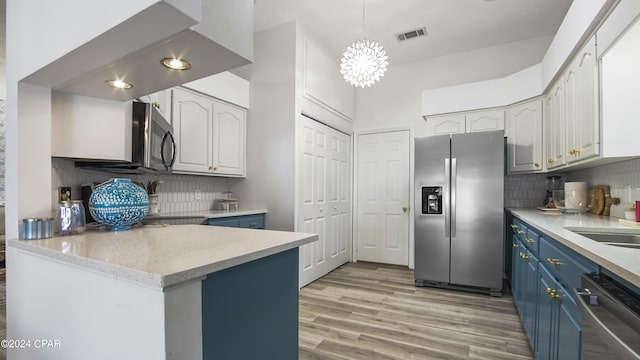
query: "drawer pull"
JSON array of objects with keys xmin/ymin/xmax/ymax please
[
  {"xmin": 513, "ymin": 243, "xmax": 519, "ymax": 248},
  {"xmin": 248, "ymin": 222, "xmax": 257, "ymax": 228},
  {"xmin": 546, "ymin": 288, "xmax": 560, "ymax": 300},
  {"xmin": 525, "ymin": 238, "xmax": 537, "ymax": 244},
  {"xmin": 517, "ymin": 230, "xmax": 525, "ymax": 234},
  {"xmin": 546, "ymin": 258, "xmax": 563, "ymax": 266},
  {"xmin": 511, "ymin": 224, "xmax": 518, "ymax": 229},
  {"xmin": 520, "ymin": 252, "xmax": 530, "ymax": 260}
]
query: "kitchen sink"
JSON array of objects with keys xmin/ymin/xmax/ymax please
[{"xmin": 568, "ymin": 228, "xmax": 640, "ymax": 249}]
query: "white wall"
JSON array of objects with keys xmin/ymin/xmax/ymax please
[
  {"xmin": 229, "ymin": 23, "xmax": 298, "ymax": 231},
  {"xmin": 354, "ymin": 35, "xmax": 553, "ymax": 133}
]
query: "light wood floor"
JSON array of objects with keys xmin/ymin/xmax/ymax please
[{"xmin": 299, "ymin": 262, "xmax": 534, "ymax": 360}]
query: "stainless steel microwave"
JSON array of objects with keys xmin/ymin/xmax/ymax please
[{"xmin": 76, "ymin": 101, "xmax": 176, "ymax": 173}]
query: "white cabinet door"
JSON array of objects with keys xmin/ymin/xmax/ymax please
[
  {"xmin": 298, "ymin": 115, "xmax": 352, "ymax": 287},
  {"xmin": 466, "ymin": 109, "xmax": 505, "ymax": 133},
  {"xmin": 172, "ymin": 88, "xmax": 213, "ymax": 173},
  {"xmin": 565, "ymin": 36, "xmax": 600, "ymax": 163},
  {"xmin": 139, "ymin": 89, "xmax": 172, "ymax": 123},
  {"xmin": 172, "ymin": 87, "xmax": 247, "ymax": 177},
  {"xmin": 507, "ymin": 99, "xmax": 543, "ymax": 173},
  {"xmin": 212, "ymin": 101, "xmax": 245, "ymax": 176},
  {"xmin": 425, "ymin": 114, "xmax": 466, "ymax": 136},
  {"xmin": 545, "ymin": 78, "xmax": 565, "ymax": 169}
]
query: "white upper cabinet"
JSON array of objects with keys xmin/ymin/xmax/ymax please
[
  {"xmin": 465, "ymin": 109, "xmax": 505, "ymax": 132},
  {"xmin": 424, "ymin": 109, "xmax": 503, "ymax": 137},
  {"xmin": 564, "ymin": 36, "xmax": 600, "ymax": 163},
  {"xmin": 172, "ymin": 87, "xmax": 246, "ymax": 177},
  {"xmin": 301, "ymin": 36, "xmax": 354, "ymax": 128},
  {"xmin": 138, "ymin": 89, "xmax": 172, "ymax": 123},
  {"xmin": 51, "ymin": 93, "xmax": 132, "ymax": 161},
  {"xmin": 211, "ymin": 100, "xmax": 246, "ymax": 176},
  {"xmin": 424, "ymin": 114, "xmax": 466, "ymax": 136},
  {"xmin": 507, "ymin": 99, "xmax": 543, "ymax": 173},
  {"xmin": 545, "ymin": 78, "xmax": 565, "ymax": 169}
]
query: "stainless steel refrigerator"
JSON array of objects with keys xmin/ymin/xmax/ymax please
[{"xmin": 414, "ymin": 130, "xmax": 504, "ymax": 296}]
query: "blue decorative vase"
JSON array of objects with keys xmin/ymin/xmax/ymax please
[{"xmin": 88, "ymin": 178, "xmax": 149, "ymax": 231}]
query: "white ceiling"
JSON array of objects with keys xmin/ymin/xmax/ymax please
[{"xmin": 252, "ymin": 0, "xmax": 573, "ymax": 66}]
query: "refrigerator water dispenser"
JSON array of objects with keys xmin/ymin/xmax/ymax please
[{"xmin": 422, "ymin": 186, "xmax": 442, "ymax": 214}]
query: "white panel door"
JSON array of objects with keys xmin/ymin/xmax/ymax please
[
  {"xmin": 298, "ymin": 119, "xmax": 327, "ymax": 287},
  {"xmin": 356, "ymin": 130, "xmax": 410, "ymax": 265},
  {"xmin": 327, "ymin": 129, "xmax": 351, "ymax": 270},
  {"xmin": 297, "ymin": 115, "xmax": 352, "ymax": 287}
]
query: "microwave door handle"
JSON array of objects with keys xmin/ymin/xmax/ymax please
[
  {"xmin": 167, "ymin": 131, "xmax": 176, "ymax": 168},
  {"xmin": 160, "ymin": 131, "xmax": 176, "ymax": 171}
]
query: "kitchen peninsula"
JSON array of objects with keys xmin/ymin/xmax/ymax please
[{"xmin": 7, "ymin": 225, "xmax": 316, "ymax": 360}]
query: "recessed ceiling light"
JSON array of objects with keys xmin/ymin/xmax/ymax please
[
  {"xmin": 161, "ymin": 57, "xmax": 191, "ymax": 70},
  {"xmin": 105, "ymin": 79, "xmax": 133, "ymax": 89}
]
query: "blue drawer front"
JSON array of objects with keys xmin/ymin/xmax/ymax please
[
  {"xmin": 206, "ymin": 217, "xmax": 240, "ymax": 227},
  {"xmin": 238, "ymin": 215, "xmax": 265, "ymax": 229},
  {"xmin": 539, "ymin": 236, "xmax": 597, "ymax": 291},
  {"xmin": 205, "ymin": 214, "xmax": 266, "ymax": 229}
]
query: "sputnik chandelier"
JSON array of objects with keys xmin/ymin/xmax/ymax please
[{"xmin": 340, "ymin": 0, "xmax": 389, "ymax": 87}]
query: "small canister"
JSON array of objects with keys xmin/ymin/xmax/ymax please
[
  {"xmin": 22, "ymin": 218, "xmax": 54, "ymax": 240},
  {"xmin": 57, "ymin": 200, "xmax": 87, "ymax": 235}
]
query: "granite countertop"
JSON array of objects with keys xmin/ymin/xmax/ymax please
[
  {"xmin": 508, "ymin": 208, "xmax": 640, "ymax": 288},
  {"xmin": 8, "ymin": 224, "xmax": 316, "ymax": 289},
  {"xmin": 144, "ymin": 209, "xmax": 267, "ymax": 220}
]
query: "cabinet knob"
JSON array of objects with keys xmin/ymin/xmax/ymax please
[
  {"xmin": 547, "ymin": 288, "xmax": 560, "ymax": 300},
  {"xmin": 525, "ymin": 237, "xmax": 537, "ymax": 243},
  {"xmin": 402, "ymin": 206, "xmax": 408, "ymax": 213},
  {"xmin": 534, "ymin": 162, "xmax": 540, "ymax": 168},
  {"xmin": 208, "ymin": 166, "xmax": 213, "ymax": 171},
  {"xmin": 547, "ymin": 159, "xmax": 555, "ymax": 164},
  {"xmin": 513, "ymin": 243, "xmax": 519, "ymax": 248},
  {"xmin": 213, "ymin": 166, "xmax": 218, "ymax": 171},
  {"xmin": 520, "ymin": 252, "xmax": 530, "ymax": 259},
  {"xmin": 569, "ymin": 149, "xmax": 581, "ymax": 156},
  {"xmin": 152, "ymin": 102, "xmax": 160, "ymax": 109}
]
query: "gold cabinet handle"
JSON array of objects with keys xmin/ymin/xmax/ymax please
[
  {"xmin": 534, "ymin": 162, "xmax": 540, "ymax": 168},
  {"xmin": 546, "ymin": 258, "xmax": 563, "ymax": 266},
  {"xmin": 520, "ymin": 252, "xmax": 530, "ymax": 259},
  {"xmin": 517, "ymin": 230, "xmax": 525, "ymax": 234},
  {"xmin": 513, "ymin": 243, "xmax": 519, "ymax": 248},
  {"xmin": 510, "ymin": 224, "xmax": 518, "ymax": 229},
  {"xmin": 402, "ymin": 206, "xmax": 408, "ymax": 213},
  {"xmin": 208, "ymin": 165, "xmax": 213, "ymax": 171},
  {"xmin": 152, "ymin": 102, "xmax": 160, "ymax": 109},
  {"xmin": 547, "ymin": 159, "xmax": 555, "ymax": 164},
  {"xmin": 546, "ymin": 288, "xmax": 560, "ymax": 299},
  {"xmin": 525, "ymin": 237, "xmax": 537, "ymax": 243},
  {"xmin": 213, "ymin": 166, "xmax": 218, "ymax": 171},
  {"xmin": 569, "ymin": 149, "xmax": 581, "ymax": 156}
]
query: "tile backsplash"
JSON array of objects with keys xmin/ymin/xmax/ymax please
[
  {"xmin": 52, "ymin": 158, "xmax": 236, "ymax": 217},
  {"xmin": 566, "ymin": 158, "xmax": 640, "ymax": 219},
  {"xmin": 504, "ymin": 173, "xmax": 556, "ymax": 208}
]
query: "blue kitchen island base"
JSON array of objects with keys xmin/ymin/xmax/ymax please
[{"xmin": 202, "ymin": 248, "xmax": 299, "ymax": 360}]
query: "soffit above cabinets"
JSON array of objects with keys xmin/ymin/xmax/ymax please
[{"xmin": 21, "ymin": 1, "xmax": 252, "ymax": 102}]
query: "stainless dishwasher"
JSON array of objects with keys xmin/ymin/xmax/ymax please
[{"xmin": 574, "ymin": 273, "xmax": 640, "ymax": 360}]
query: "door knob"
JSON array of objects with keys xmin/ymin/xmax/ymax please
[{"xmin": 402, "ymin": 206, "xmax": 408, "ymax": 212}]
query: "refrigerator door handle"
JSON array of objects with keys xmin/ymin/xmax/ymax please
[
  {"xmin": 451, "ymin": 158, "xmax": 457, "ymax": 238},
  {"xmin": 444, "ymin": 158, "xmax": 450, "ymax": 237}
]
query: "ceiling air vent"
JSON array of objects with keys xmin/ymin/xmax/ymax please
[{"xmin": 396, "ymin": 27, "xmax": 428, "ymax": 42}]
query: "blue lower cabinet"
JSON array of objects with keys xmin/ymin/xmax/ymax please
[
  {"xmin": 205, "ymin": 214, "xmax": 266, "ymax": 229},
  {"xmin": 201, "ymin": 248, "xmax": 299, "ymax": 360},
  {"xmin": 510, "ymin": 217, "xmax": 587, "ymax": 360}
]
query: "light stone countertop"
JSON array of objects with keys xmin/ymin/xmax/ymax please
[
  {"xmin": 508, "ymin": 208, "xmax": 640, "ymax": 288},
  {"xmin": 143, "ymin": 209, "xmax": 267, "ymax": 220},
  {"xmin": 8, "ymin": 224, "xmax": 316, "ymax": 289}
]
